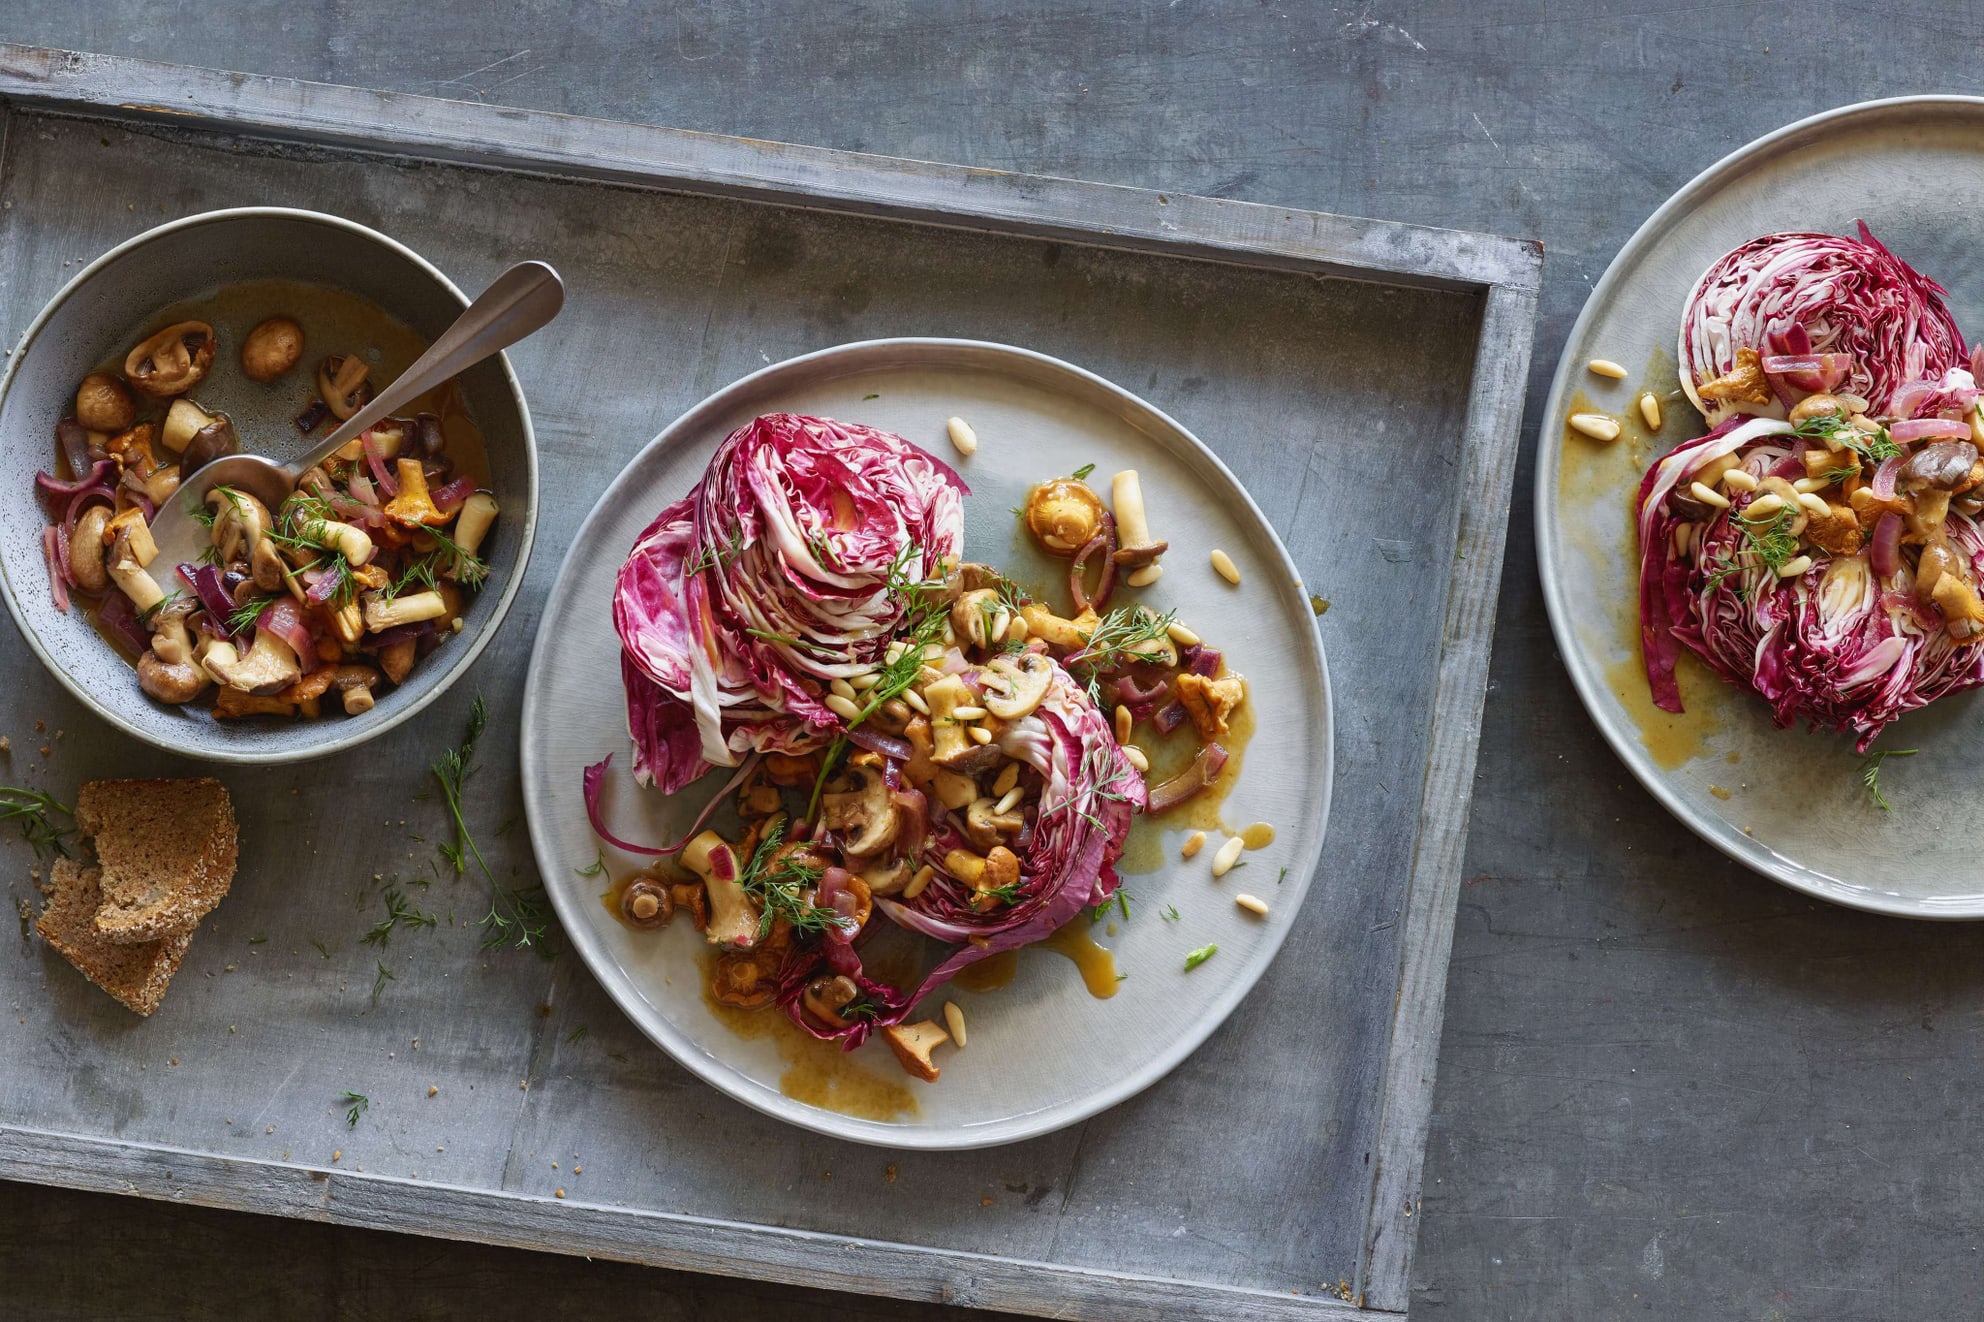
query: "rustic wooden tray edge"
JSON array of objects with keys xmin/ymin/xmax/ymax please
[{"xmin": 0, "ymin": 43, "xmax": 1541, "ymax": 1319}]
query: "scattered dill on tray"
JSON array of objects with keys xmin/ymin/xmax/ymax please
[
  {"xmin": 339, "ymin": 1090, "xmax": 369, "ymax": 1127},
  {"xmin": 428, "ymin": 695, "xmax": 554, "ymax": 957},
  {"xmin": 0, "ymin": 786, "xmax": 72, "ymax": 860},
  {"xmin": 362, "ymin": 886, "xmax": 437, "ymax": 947},
  {"xmin": 1859, "ymin": 747, "xmax": 1917, "ymax": 812}
]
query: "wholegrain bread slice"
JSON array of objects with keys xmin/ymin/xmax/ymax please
[
  {"xmin": 78, "ymin": 778, "xmax": 237, "ymax": 944},
  {"xmin": 36, "ymin": 858, "xmax": 193, "ymax": 1016}
]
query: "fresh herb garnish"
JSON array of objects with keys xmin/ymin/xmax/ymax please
[
  {"xmin": 361, "ymin": 886, "xmax": 436, "ymax": 947},
  {"xmin": 1184, "ymin": 943, "xmax": 1218, "ymax": 972},
  {"xmin": 1798, "ymin": 412, "xmax": 1900, "ymax": 462},
  {"xmin": 137, "ymin": 588, "xmax": 184, "ymax": 628},
  {"xmin": 0, "ymin": 787, "xmax": 72, "ymax": 860},
  {"xmin": 566, "ymin": 1025, "xmax": 588, "ymax": 1044},
  {"xmin": 1089, "ymin": 889, "xmax": 1131, "ymax": 922},
  {"xmin": 370, "ymin": 960, "xmax": 395, "ymax": 1003},
  {"xmin": 339, "ymin": 1090, "xmax": 369, "ymax": 1127},
  {"xmin": 1162, "ymin": 904, "xmax": 1180, "ymax": 921},
  {"xmin": 1064, "ymin": 605, "xmax": 1180, "ymax": 701},
  {"xmin": 1735, "ymin": 507, "xmax": 1798, "ymax": 572},
  {"xmin": 227, "ymin": 594, "xmax": 276, "ymax": 636},
  {"xmin": 737, "ymin": 821, "xmax": 848, "ymax": 941},
  {"xmin": 1276, "ymin": 866, "xmax": 1288, "ymax": 886},
  {"xmin": 421, "ymin": 522, "xmax": 490, "ymax": 587},
  {"xmin": 1859, "ymin": 747, "xmax": 1918, "ymax": 812},
  {"xmin": 575, "ymin": 849, "xmax": 608, "ymax": 878},
  {"xmin": 1072, "ymin": 462, "xmax": 1096, "ymax": 480},
  {"xmin": 430, "ymin": 696, "xmax": 554, "ymax": 955},
  {"xmin": 745, "ymin": 627, "xmax": 802, "ymax": 648}
]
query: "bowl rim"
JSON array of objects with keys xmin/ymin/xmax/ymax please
[{"xmin": 0, "ymin": 205, "xmax": 540, "ymax": 764}]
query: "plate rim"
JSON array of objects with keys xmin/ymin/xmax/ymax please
[
  {"xmin": 1535, "ymin": 96, "xmax": 1984, "ymax": 920},
  {"xmin": 520, "ymin": 335, "xmax": 1335, "ymax": 1147}
]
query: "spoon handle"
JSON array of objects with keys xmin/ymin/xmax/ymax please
[{"xmin": 287, "ymin": 260, "xmax": 564, "ymax": 479}]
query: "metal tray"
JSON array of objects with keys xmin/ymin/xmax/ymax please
[{"xmin": 0, "ymin": 45, "xmax": 1538, "ymax": 1319}]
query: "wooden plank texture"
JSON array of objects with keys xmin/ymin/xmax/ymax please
[{"xmin": 0, "ymin": 57, "xmax": 1531, "ymax": 1322}]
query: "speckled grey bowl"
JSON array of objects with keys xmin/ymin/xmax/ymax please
[{"xmin": 0, "ymin": 208, "xmax": 538, "ymax": 763}]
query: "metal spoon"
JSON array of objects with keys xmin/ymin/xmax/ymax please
[{"xmin": 144, "ymin": 260, "xmax": 564, "ymax": 591}]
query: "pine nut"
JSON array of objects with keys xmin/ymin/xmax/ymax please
[
  {"xmin": 1745, "ymin": 493, "xmax": 1785, "ymax": 518},
  {"xmin": 1776, "ymin": 554, "xmax": 1813, "ymax": 579},
  {"xmin": 1007, "ymin": 614, "xmax": 1028, "ymax": 642},
  {"xmin": 946, "ymin": 416, "xmax": 978, "ymax": 456},
  {"xmin": 989, "ymin": 610, "xmax": 1011, "ymax": 644},
  {"xmin": 1181, "ymin": 830, "xmax": 1207, "ymax": 859},
  {"xmin": 992, "ymin": 763, "xmax": 1019, "ymax": 796},
  {"xmin": 1792, "ymin": 476, "xmax": 1829, "ymax": 494},
  {"xmin": 953, "ymin": 705, "xmax": 988, "ymax": 721},
  {"xmin": 1638, "ymin": 392, "xmax": 1662, "ymax": 430},
  {"xmin": 923, "ymin": 643, "xmax": 947, "ymax": 662},
  {"xmin": 1796, "ymin": 492, "xmax": 1831, "ymax": 517},
  {"xmin": 1167, "ymin": 621, "xmax": 1201, "ymax": 647},
  {"xmin": 903, "ymin": 688, "xmax": 931, "ymax": 716},
  {"xmin": 1114, "ymin": 704, "xmax": 1133, "ymax": 743},
  {"xmin": 850, "ymin": 671, "xmax": 880, "ymax": 691},
  {"xmin": 1211, "ymin": 835, "xmax": 1245, "ymax": 877},
  {"xmin": 885, "ymin": 641, "xmax": 907, "ymax": 664},
  {"xmin": 1122, "ymin": 744, "xmax": 1149, "ymax": 773},
  {"xmin": 1236, "ymin": 894, "xmax": 1270, "ymax": 917},
  {"xmin": 824, "ymin": 694, "xmax": 861, "ymax": 721},
  {"xmin": 830, "ymin": 678, "xmax": 857, "ymax": 701},
  {"xmin": 968, "ymin": 726, "xmax": 993, "ymax": 745},
  {"xmin": 943, "ymin": 1001, "xmax": 967, "ymax": 1048},
  {"xmin": 1688, "ymin": 481, "xmax": 1730, "ymax": 509},
  {"xmin": 941, "ymin": 621, "xmax": 957, "ymax": 647},
  {"xmin": 1722, "ymin": 469, "xmax": 1759, "ymax": 492},
  {"xmin": 1587, "ymin": 358, "xmax": 1628, "ymax": 379},
  {"xmin": 1127, "ymin": 564, "xmax": 1163, "ymax": 587},
  {"xmin": 903, "ymin": 865, "xmax": 935, "ymax": 900},
  {"xmin": 994, "ymin": 786, "xmax": 1025, "ymax": 815},
  {"xmin": 1210, "ymin": 549, "xmax": 1241, "ymax": 585},
  {"xmin": 1568, "ymin": 412, "xmax": 1622, "ymax": 441}
]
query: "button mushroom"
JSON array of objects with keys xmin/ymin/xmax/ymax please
[
  {"xmin": 951, "ymin": 587, "xmax": 1006, "ymax": 650},
  {"xmin": 710, "ymin": 948, "xmax": 783, "ymax": 1009},
  {"xmin": 124, "ymin": 321, "xmax": 216, "ymax": 397},
  {"xmin": 860, "ymin": 857, "xmax": 913, "ymax": 897},
  {"xmin": 377, "ymin": 638, "xmax": 417, "ymax": 686},
  {"xmin": 203, "ymin": 627, "xmax": 303, "ymax": 695},
  {"xmin": 820, "ymin": 763, "xmax": 899, "ymax": 859},
  {"xmin": 318, "ymin": 354, "xmax": 371, "ymax": 421},
  {"xmin": 800, "ymin": 974, "xmax": 862, "ymax": 1029},
  {"xmin": 880, "ymin": 1020, "xmax": 951, "ymax": 1082},
  {"xmin": 618, "ymin": 877, "xmax": 675, "ymax": 930},
  {"xmin": 160, "ymin": 399, "xmax": 213, "ymax": 454},
  {"xmin": 982, "ymin": 651, "xmax": 1053, "ymax": 720},
  {"xmin": 680, "ymin": 830, "xmax": 759, "ymax": 948},
  {"xmin": 179, "ymin": 413, "xmax": 239, "ymax": 474},
  {"xmin": 136, "ymin": 647, "xmax": 210, "ymax": 705},
  {"xmin": 1902, "ymin": 441, "xmax": 1979, "ymax": 492},
  {"xmin": 67, "ymin": 504, "xmax": 111, "ymax": 593},
  {"xmin": 1025, "ymin": 477, "xmax": 1107, "ymax": 555},
  {"xmin": 241, "ymin": 316, "xmax": 304, "ymax": 382},
  {"xmin": 104, "ymin": 507, "xmax": 158, "ymax": 568},
  {"xmin": 75, "ymin": 374, "xmax": 135, "ymax": 433}
]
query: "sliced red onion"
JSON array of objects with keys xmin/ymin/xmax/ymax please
[
  {"xmin": 1187, "ymin": 646, "xmax": 1223, "ymax": 678},
  {"xmin": 365, "ymin": 620, "xmax": 435, "ymax": 650},
  {"xmin": 1890, "ymin": 418, "xmax": 1972, "ymax": 442},
  {"xmin": 305, "ymin": 564, "xmax": 345, "ymax": 605},
  {"xmin": 1871, "ymin": 512, "xmax": 1903, "ymax": 580},
  {"xmin": 349, "ymin": 471, "xmax": 379, "ymax": 506},
  {"xmin": 295, "ymin": 399, "xmax": 330, "ymax": 433},
  {"xmin": 41, "ymin": 527, "xmax": 69, "ymax": 612},
  {"xmin": 845, "ymin": 725, "xmax": 912, "ymax": 761},
  {"xmin": 432, "ymin": 475, "xmax": 474, "ymax": 517},
  {"xmin": 1069, "ymin": 510, "xmax": 1119, "ymax": 614},
  {"xmin": 363, "ymin": 432, "xmax": 400, "ymax": 497},
  {"xmin": 178, "ymin": 563, "xmax": 244, "ymax": 639},
  {"xmin": 36, "ymin": 461, "xmax": 114, "ymax": 502},
  {"xmin": 129, "ymin": 494, "xmax": 156, "ymax": 521},
  {"xmin": 96, "ymin": 590, "xmax": 150, "ymax": 654},
  {"xmin": 1871, "ymin": 456, "xmax": 1904, "ymax": 501},
  {"xmin": 1145, "ymin": 742, "xmax": 1229, "ymax": 813},
  {"xmin": 1153, "ymin": 699, "xmax": 1188, "ymax": 734},
  {"xmin": 62, "ymin": 484, "xmax": 116, "ymax": 536},
  {"xmin": 1889, "ymin": 379, "xmax": 1936, "ymax": 419},
  {"xmin": 257, "ymin": 597, "xmax": 315, "ymax": 659}
]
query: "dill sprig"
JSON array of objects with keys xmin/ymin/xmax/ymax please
[
  {"xmin": 738, "ymin": 820, "xmax": 849, "ymax": 942},
  {"xmin": 429, "ymin": 696, "xmax": 554, "ymax": 955},
  {"xmin": 137, "ymin": 588, "xmax": 184, "ymax": 628},
  {"xmin": 1859, "ymin": 747, "xmax": 1917, "ymax": 812},
  {"xmin": 422, "ymin": 523, "xmax": 490, "ymax": 587},
  {"xmin": 1064, "ymin": 605, "xmax": 1180, "ymax": 702},
  {"xmin": 227, "ymin": 594, "xmax": 277, "ymax": 636},
  {"xmin": 339, "ymin": 1089, "xmax": 369, "ymax": 1126},
  {"xmin": 1797, "ymin": 412, "xmax": 1900, "ymax": 462},
  {"xmin": 1734, "ymin": 507, "xmax": 1798, "ymax": 572},
  {"xmin": 1184, "ymin": 943, "xmax": 1218, "ymax": 972},
  {"xmin": 361, "ymin": 885, "xmax": 436, "ymax": 947},
  {"xmin": 0, "ymin": 787, "xmax": 72, "ymax": 860},
  {"xmin": 370, "ymin": 960, "xmax": 394, "ymax": 1004}
]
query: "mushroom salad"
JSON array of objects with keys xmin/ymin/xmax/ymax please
[
  {"xmin": 33, "ymin": 294, "xmax": 499, "ymax": 721},
  {"xmin": 586, "ymin": 413, "xmax": 1249, "ymax": 1084}
]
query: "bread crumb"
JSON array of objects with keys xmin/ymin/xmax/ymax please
[
  {"xmin": 980, "ymin": 1196, "xmax": 994, "ymax": 1207},
  {"xmin": 427, "ymin": 1086, "xmax": 437, "ymax": 1097},
  {"xmin": 332, "ymin": 1150, "xmax": 341, "ymax": 1162},
  {"xmin": 886, "ymin": 1164, "xmax": 898, "ymax": 1183},
  {"xmin": 573, "ymin": 1165, "xmax": 582, "ymax": 1174},
  {"xmin": 519, "ymin": 1080, "xmax": 528, "ymax": 1090},
  {"xmin": 554, "ymin": 1188, "xmax": 565, "ymax": 1199}
]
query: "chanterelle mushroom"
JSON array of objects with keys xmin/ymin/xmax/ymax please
[
  {"xmin": 881, "ymin": 1020, "xmax": 951, "ymax": 1082},
  {"xmin": 1175, "ymin": 671, "xmax": 1247, "ymax": 740},
  {"xmin": 124, "ymin": 321, "xmax": 215, "ymax": 397},
  {"xmin": 203, "ymin": 628, "xmax": 303, "ymax": 695},
  {"xmin": 820, "ymin": 763, "xmax": 899, "ymax": 858}
]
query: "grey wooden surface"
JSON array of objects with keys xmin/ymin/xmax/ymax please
[{"xmin": 0, "ymin": 3, "xmax": 1971, "ymax": 1320}]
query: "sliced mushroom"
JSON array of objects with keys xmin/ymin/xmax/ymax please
[
  {"xmin": 820, "ymin": 763, "xmax": 899, "ymax": 859},
  {"xmin": 125, "ymin": 321, "xmax": 215, "ymax": 397},
  {"xmin": 1902, "ymin": 441, "xmax": 1979, "ymax": 492},
  {"xmin": 901, "ymin": 716, "xmax": 978, "ymax": 810},
  {"xmin": 208, "ymin": 487, "xmax": 271, "ymax": 564},
  {"xmin": 951, "ymin": 587, "xmax": 1005, "ymax": 649},
  {"xmin": 204, "ymin": 629, "xmax": 303, "ymax": 695},
  {"xmin": 105, "ymin": 529, "xmax": 165, "ymax": 613},
  {"xmin": 68, "ymin": 504, "xmax": 111, "ymax": 592},
  {"xmin": 180, "ymin": 414, "xmax": 239, "ymax": 473},
  {"xmin": 918, "ymin": 673, "xmax": 976, "ymax": 766},
  {"xmin": 680, "ymin": 830, "xmax": 759, "ymax": 948},
  {"xmin": 75, "ymin": 374, "xmax": 135, "ymax": 432},
  {"xmin": 149, "ymin": 595, "xmax": 199, "ymax": 665},
  {"xmin": 964, "ymin": 795, "xmax": 1025, "ymax": 850},
  {"xmin": 982, "ymin": 650, "xmax": 1052, "ymax": 720},
  {"xmin": 160, "ymin": 398, "xmax": 215, "ymax": 454},
  {"xmin": 250, "ymin": 538, "xmax": 286, "ymax": 591},
  {"xmin": 241, "ymin": 317, "xmax": 304, "ymax": 382},
  {"xmin": 861, "ymin": 857, "xmax": 913, "ymax": 898},
  {"xmin": 801, "ymin": 974, "xmax": 861, "ymax": 1029},
  {"xmin": 318, "ymin": 354, "xmax": 371, "ymax": 421}
]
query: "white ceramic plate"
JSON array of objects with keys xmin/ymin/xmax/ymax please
[
  {"xmin": 520, "ymin": 339, "xmax": 1332, "ymax": 1147},
  {"xmin": 1538, "ymin": 98, "xmax": 1984, "ymax": 918}
]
